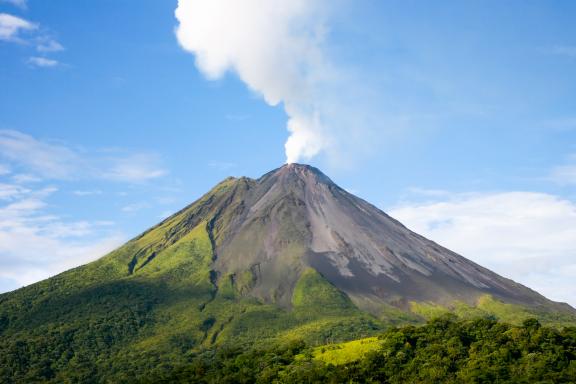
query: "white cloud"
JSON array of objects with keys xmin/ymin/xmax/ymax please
[
  {"xmin": 100, "ymin": 153, "xmax": 167, "ymax": 182},
  {"xmin": 27, "ymin": 56, "xmax": 59, "ymax": 68},
  {"xmin": 0, "ymin": 183, "xmax": 29, "ymax": 200},
  {"xmin": 0, "ymin": 130, "xmax": 78, "ymax": 178},
  {"xmin": 388, "ymin": 191, "xmax": 576, "ymax": 306},
  {"xmin": 0, "ymin": 130, "xmax": 167, "ymax": 183},
  {"xmin": 0, "ymin": 12, "xmax": 64, "ymax": 66},
  {"xmin": 0, "ymin": 13, "xmax": 36, "ymax": 41},
  {"xmin": 0, "ymin": 183, "xmax": 124, "ymax": 292},
  {"xmin": 36, "ymin": 38, "xmax": 64, "ymax": 53}
]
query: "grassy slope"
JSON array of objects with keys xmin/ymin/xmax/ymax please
[
  {"xmin": 306, "ymin": 336, "xmax": 383, "ymax": 365},
  {"xmin": 410, "ymin": 295, "xmax": 576, "ymax": 328}
]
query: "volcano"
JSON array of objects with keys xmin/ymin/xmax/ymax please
[
  {"xmin": 1, "ymin": 164, "xmax": 574, "ymax": 382},
  {"xmin": 168, "ymin": 163, "xmax": 563, "ymax": 311}
]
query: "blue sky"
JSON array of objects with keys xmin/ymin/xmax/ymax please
[{"xmin": 0, "ymin": 0, "xmax": 575, "ymax": 305}]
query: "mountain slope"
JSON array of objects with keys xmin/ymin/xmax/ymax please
[
  {"xmin": 200, "ymin": 164, "xmax": 570, "ymax": 313},
  {"xmin": 0, "ymin": 164, "xmax": 574, "ymax": 382}
]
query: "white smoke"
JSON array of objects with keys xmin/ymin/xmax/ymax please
[{"xmin": 174, "ymin": 0, "xmax": 335, "ymax": 163}]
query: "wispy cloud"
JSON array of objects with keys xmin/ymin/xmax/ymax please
[
  {"xmin": 388, "ymin": 191, "xmax": 576, "ymax": 306},
  {"xmin": 0, "ymin": 182, "xmax": 123, "ymax": 292},
  {"xmin": 0, "ymin": 130, "xmax": 78, "ymax": 179},
  {"xmin": 0, "ymin": 13, "xmax": 36, "ymax": 42},
  {"xmin": 0, "ymin": 12, "xmax": 64, "ymax": 66},
  {"xmin": 27, "ymin": 56, "xmax": 59, "ymax": 68},
  {"xmin": 0, "ymin": 182, "xmax": 29, "ymax": 200},
  {"xmin": 0, "ymin": 13, "xmax": 62, "ymax": 52},
  {"xmin": 100, "ymin": 153, "xmax": 167, "ymax": 182},
  {"xmin": 36, "ymin": 38, "xmax": 64, "ymax": 53},
  {"xmin": 0, "ymin": 130, "xmax": 168, "ymax": 183}
]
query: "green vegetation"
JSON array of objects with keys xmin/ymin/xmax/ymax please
[
  {"xmin": 141, "ymin": 316, "xmax": 576, "ymax": 383},
  {"xmin": 292, "ymin": 268, "xmax": 355, "ymax": 313},
  {"xmin": 410, "ymin": 294, "xmax": 576, "ymax": 328},
  {"xmin": 410, "ymin": 300, "xmax": 451, "ymax": 319},
  {"xmin": 305, "ymin": 336, "xmax": 383, "ymax": 365}
]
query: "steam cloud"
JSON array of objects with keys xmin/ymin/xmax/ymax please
[{"xmin": 175, "ymin": 0, "xmax": 336, "ymax": 163}]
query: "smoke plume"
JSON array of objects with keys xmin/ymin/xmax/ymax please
[{"xmin": 175, "ymin": 0, "xmax": 336, "ymax": 163}]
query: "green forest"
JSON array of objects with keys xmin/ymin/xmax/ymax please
[
  {"xmin": 2, "ymin": 315, "xmax": 575, "ymax": 383},
  {"xmin": 147, "ymin": 316, "xmax": 576, "ymax": 384}
]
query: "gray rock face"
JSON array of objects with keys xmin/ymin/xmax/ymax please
[{"xmin": 174, "ymin": 164, "xmax": 569, "ymax": 313}]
